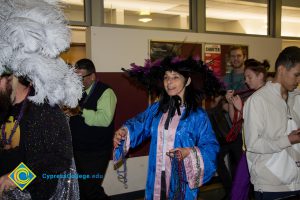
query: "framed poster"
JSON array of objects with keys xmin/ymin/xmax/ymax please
[
  {"xmin": 204, "ymin": 44, "xmax": 222, "ymax": 78},
  {"xmin": 150, "ymin": 40, "xmax": 202, "ymax": 61}
]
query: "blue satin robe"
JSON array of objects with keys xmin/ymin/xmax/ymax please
[{"xmin": 114, "ymin": 102, "xmax": 219, "ymax": 200}]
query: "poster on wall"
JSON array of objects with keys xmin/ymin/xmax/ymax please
[
  {"xmin": 204, "ymin": 44, "xmax": 222, "ymax": 78},
  {"xmin": 150, "ymin": 40, "xmax": 202, "ymax": 61}
]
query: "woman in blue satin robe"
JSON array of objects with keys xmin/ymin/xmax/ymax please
[{"xmin": 114, "ymin": 57, "xmax": 220, "ymax": 200}]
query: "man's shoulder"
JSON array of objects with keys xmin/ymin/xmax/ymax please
[
  {"xmin": 97, "ymin": 81, "xmax": 110, "ymax": 88},
  {"xmin": 245, "ymin": 85, "xmax": 272, "ymax": 105},
  {"xmin": 94, "ymin": 81, "xmax": 113, "ymax": 93}
]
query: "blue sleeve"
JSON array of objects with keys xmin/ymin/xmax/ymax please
[
  {"xmin": 197, "ymin": 111, "xmax": 220, "ymax": 184},
  {"xmin": 124, "ymin": 103, "xmax": 158, "ymax": 148},
  {"xmin": 114, "ymin": 103, "xmax": 159, "ymax": 161}
]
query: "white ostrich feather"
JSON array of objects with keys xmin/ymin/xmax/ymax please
[
  {"xmin": 42, "ymin": 23, "xmax": 71, "ymax": 58},
  {"xmin": 41, "ymin": 0, "xmax": 61, "ymax": 6},
  {"xmin": 0, "ymin": 1, "xmax": 14, "ymax": 22},
  {"xmin": 0, "ymin": 39, "xmax": 13, "ymax": 68},
  {"xmin": 4, "ymin": 0, "xmax": 70, "ymax": 57},
  {"xmin": 11, "ymin": 1, "xmax": 66, "ymax": 25},
  {"xmin": 11, "ymin": 53, "xmax": 82, "ymax": 107},
  {"xmin": 1, "ymin": 17, "xmax": 46, "ymax": 53},
  {"xmin": 0, "ymin": 0, "xmax": 83, "ymax": 107},
  {"xmin": 62, "ymin": 67, "xmax": 83, "ymax": 107}
]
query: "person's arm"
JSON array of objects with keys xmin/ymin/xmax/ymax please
[
  {"xmin": 113, "ymin": 103, "xmax": 159, "ymax": 162},
  {"xmin": 0, "ymin": 174, "xmax": 16, "ymax": 197},
  {"xmin": 181, "ymin": 112, "xmax": 220, "ymax": 188},
  {"xmin": 243, "ymin": 96, "xmax": 291, "ymax": 154},
  {"xmin": 231, "ymin": 95, "xmax": 243, "ymax": 120},
  {"xmin": 225, "ymin": 90, "xmax": 235, "ymax": 121},
  {"xmin": 82, "ymin": 88, "xmax": 117, "ymax": 127}
]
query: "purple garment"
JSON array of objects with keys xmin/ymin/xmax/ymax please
[{"xmin": 231, "ymin": 152, "xmax": 250, "ymax": 200}]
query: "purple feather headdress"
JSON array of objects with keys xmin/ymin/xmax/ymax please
[{"xmin": 122, "ymin": 56, "xmax": 225, "ymax": 98}]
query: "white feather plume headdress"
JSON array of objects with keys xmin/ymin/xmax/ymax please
[{"xmin": 0, "ymin": 0, "xmax": 82, "ymax": 108}]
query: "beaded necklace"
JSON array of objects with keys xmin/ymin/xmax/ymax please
[
  {"xmin": 1, "ymin": 91, "xmax": 29, "ymax": 145},
  {"xmin": 170, "ymin": 150, "xmax": 187, "ymax": 200},
  {"xmin": 113, "ymin": 136, "xmax": 128, "ymax": 189},
  {"xmin": 116, "ymin": 149, "xmax": 128, "ymax": 189}
]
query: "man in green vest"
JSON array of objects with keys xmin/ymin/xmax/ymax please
[{"xmin": 68, "ymin": 58, "xmax": 117, "ymax": 200}]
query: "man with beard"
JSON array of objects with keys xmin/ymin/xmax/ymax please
[
  {"xmin": 0, "ymin": 76, "xmax": 79, "ymax": 199},
  {"xmin": 218, "ymin": 45, "xmax": 248, "ymax": 200},
  {"xmin": 0, "ymin": 0, "xmax": 81, "ymax": 198},
  {"xmin": 223, "ymin": 45, "xmax": 248, "ymax": 91},
  {"xmin": 0, "ymin": 69, "xmax": 13, "ymax": 125}
]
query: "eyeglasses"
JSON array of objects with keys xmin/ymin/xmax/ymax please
[{"xmin": 81, "ymin": 73, "xmax": 93, "ymax": 79}]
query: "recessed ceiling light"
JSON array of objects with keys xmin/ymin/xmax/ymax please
[{"xmin": 138, "ymin": 18, "xmax": 152, "ymax": 23}]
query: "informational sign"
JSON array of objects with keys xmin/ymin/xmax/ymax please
[{"xmin": 204, "ymin": 44, "xmax": 222, "ymax": 78}]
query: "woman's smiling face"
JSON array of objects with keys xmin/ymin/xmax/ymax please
[{"xmin": 163, "ymin": 71, "xmax": 188, "ymax": 99}]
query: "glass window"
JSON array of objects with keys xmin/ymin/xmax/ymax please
[
  {"xmin": 62, "ymin": 0, "xmax": 85, "ymax": 22},
  {"xmin": 281, "ymin": 0, "xmax": 300, "ymax": 37},
  {"xmin": 206, "ymin": 0, "xmax": 268, "ymax": 35},
  {"xmin": 104, "ymin": 0, "xmax": 190, "ymax": 30}
]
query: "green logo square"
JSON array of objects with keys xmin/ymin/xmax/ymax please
[{"xmin": 9, "ymin": 162, "xmax": 36, "ymax": 190}]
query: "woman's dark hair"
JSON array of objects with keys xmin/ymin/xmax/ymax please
[{"xmin": 244, "ymin": 58, "xmax": 270, "ymax": 81}]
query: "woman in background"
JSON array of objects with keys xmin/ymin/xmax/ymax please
[
  {"xmin": 226, "ymin": 59, "xmax": 270, "ymax": 122},
  {"xmin": 226, "ymin": 58, "xmax": 270, "ymax": 200}
]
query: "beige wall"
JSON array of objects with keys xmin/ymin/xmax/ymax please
[
  {"xmin": 83, "ymin": 26, "xmax": 282, "ymax": 196},
  {"xmin": 71, "ymin": 29, "xmax": 86, "ymax": 44},
  {"xmin": 282, "ymin": 40, "xmax": 300, "ymax": 49},
  {"xmin": 87, "ymin": 26, "xmax": 281, "ymax": 74}
]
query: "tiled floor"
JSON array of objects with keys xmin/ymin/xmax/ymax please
[
  {"xmin": 198, "ymin": 183, "xmax": 226, "ymax": 200},
  {"xmin": 134, "ymin": 182, "xmax": 226, "ymax": 200}
]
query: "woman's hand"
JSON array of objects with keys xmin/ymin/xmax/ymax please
[
  {"xmin": 113, "ymin": 127, "xmax": 128, "ymax": 149},
  {"xmin": 225, "ymin": 90, "xmax": 235, "ymax": 104},
  {"xmin": 0, "ymin": 174, "xmax": 16, "ymax": 197},
  {"xmin": 168, "ymin": 147, "xmax": 191, "ymax": 161},
  {"xmin": 231, "ymin": 95, "xmax": 243, "ymax": 112}
]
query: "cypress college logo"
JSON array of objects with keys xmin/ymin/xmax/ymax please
[{"xmin": 9, "ymin": 162, "xmax": 36, "ymax": 190}]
